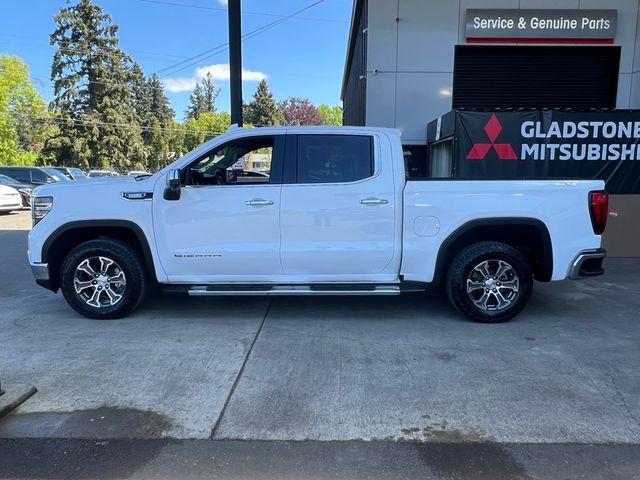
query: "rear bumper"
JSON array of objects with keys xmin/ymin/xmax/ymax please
[{"xmin": 568, "ymin": 249, "xmax": 606, "ymax": 280}]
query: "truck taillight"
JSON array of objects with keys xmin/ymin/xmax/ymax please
[{"xmin": 589, "ymin": 190, "xmax": 608, "ymax": 235}]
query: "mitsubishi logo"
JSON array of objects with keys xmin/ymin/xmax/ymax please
[{"xmin": 466, "ymin": 113, "xmax": 518, "ymax": 160}]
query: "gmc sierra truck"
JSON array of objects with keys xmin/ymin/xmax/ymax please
[{"xmin": 28, "ymin": 126, "xmax": 608, "ymax": 322}]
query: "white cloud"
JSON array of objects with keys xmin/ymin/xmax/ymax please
[{"xmin": 163, "ymin": 63, "xmax": 267, "ymax": 93}]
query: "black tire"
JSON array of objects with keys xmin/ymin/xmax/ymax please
[
  {"xmin": 60, "ymin": 238, "xmax": 147, "ymax": 319},
  {"xmin": 446, "ymin": 241, "xmax": 533, "ymax": 323}
]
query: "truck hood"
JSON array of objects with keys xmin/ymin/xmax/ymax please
[{"xmin": 34, "ymin": 175, "xmax": 157, "ymax": 196}]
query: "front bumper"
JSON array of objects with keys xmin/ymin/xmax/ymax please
[
  {"xmin": 0, "ymin": 202, "xmax": 22, "ymax": 212},
  {"xmin": 30, "ymin": 262, "xmax": 55, "ymax": 291},
  {"xmin": 568, "ymin": 249, "xmax": 606, "ymax": 280}
]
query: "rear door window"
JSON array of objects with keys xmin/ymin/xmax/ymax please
[{"xmin": 295, "ymin": 135, "xmax": 373, "ymax": 184}]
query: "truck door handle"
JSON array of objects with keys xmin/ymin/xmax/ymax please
[
  {"xmin": 245, "ymin": 198, "xmax": 274, "ymax": 207},
  {"xmin": 360, "ymin": 198, "xmax": 388, "ymax": 205}
]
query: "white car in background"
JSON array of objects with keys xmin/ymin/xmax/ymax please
[
  {"xmin": 87, "ymin": 170, "xmax": 120, "ymax": 178},
  {"xmin": 127, "ymin": 171, "xmax": 151, "ymax": 176},
  {"xmin": 0, "ymin": 184, "xmax": 23, "ymax": 214}
]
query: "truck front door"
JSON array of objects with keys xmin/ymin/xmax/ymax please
[{"xmin": 153, "ymin": 135, "xmax": 285, "ymax": 282}]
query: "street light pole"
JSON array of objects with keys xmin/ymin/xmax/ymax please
[{"xmin": 228, "ymin": 0, "xmax": 243, "ymax": 126}]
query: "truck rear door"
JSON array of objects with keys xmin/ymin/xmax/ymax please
[{"xmin": 279, "ymin": 132, "xmax": 397, "ymax": 281}]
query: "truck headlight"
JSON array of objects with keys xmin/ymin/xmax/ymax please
[{"xmin": 33, "ymin": 196, "xmax": 53, "ymax": 226}]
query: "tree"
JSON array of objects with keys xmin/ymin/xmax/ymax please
[
  {"xmin": 244, "ymin": 79, "xmax": 282, "ymax": 126},
  {"xmin": 0, "ymin": 54, "xmax": 53, "ymax": 166},
  {"xmin": 183, "ymin": 111, "xmax": 230, "ymax": 152},
  {"xmin": 201, "ymin": 72, "xmax": 219, "ymax": 114},
  {"xmin": 185, "ymin": 82, "xmax": 204, "ymax": 120},
  {"xmin": 130, "ymin": 62, "xmax": 152, "ymax": 142},
  {"xmin": 49, "ymin": 0, "xmax": 145, "ymax": 170},
  {"xmin": 148, "ymin": 117, "xmax": 169, "ymax": 171},
  {"xmin": 147, "ymin": 73, "xmax": 174, "ymax": 125},
  {"xmin": 278, "ymin": 97, "xmax": 323, "ymax": 126},
  {"xmin": 185, "ymin": 73, "xmax": 218, "ymax": 120},
  {"xmin": 318, "ymin": 104, "xmax": 343, "ymax": 126}
]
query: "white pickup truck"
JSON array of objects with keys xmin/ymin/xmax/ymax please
[{"xmin": 28, "ymin": 126, "xmax": 608, "ymax": 322}]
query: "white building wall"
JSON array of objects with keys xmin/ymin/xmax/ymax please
[{"xmin": 365, "ymin": 0, "xmax": 640, "ymax": 144}]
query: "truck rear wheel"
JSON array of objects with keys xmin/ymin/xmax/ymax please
[
  {"xmin": 60, "ymin": 239, "xmax": 147, "ymax": 319},
  {"xmin": 446, "ymin": 241, "xmax": 533, "ymax": 323}
]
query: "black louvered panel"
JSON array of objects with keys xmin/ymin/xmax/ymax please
[{"xmin": 452, "ymin": 46, "xmax": 621, "ymax": 110}]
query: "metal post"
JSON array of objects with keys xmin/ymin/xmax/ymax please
[{"xmin": 228, "ymin": 0, "xmax": 243, "ymax": 126}]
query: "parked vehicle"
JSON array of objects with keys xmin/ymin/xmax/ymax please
[
  {"xmin": 53, "ymin": 167, "xmax": 86, "ymax": 180},
  {"xmin": 0, "ymin": 174, "xmax": 33, "ymax": 207},
  {"xmin": 27, "ymin": 126, "xmax": 608, "ymax": 322},
  {"xmin": 0, "ymin": 184, "xmax": 23, "ymax": 214},
  {"xmin": 87, "ymin": 170, "xmax": 120, "ymax": 178},
  {"xmin": 127, "ymin": 170, "xmax": 150, "ymax": 176},
  {"xmin": 0, "ymin": 166, "xmax": 69, "ymax": 187}
]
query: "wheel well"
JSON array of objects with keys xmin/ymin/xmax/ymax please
[
  {"xmin": 434, "ymin": 219, "xmax": 553, "ymax": 283},
  {"xmin": 43, "ymin": 222, "xmax": 156, "ymax": 291}
]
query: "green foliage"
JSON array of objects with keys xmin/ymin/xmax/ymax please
[
  {"xmin": 0, "ymin": 54, "xmax": 53, "ymax": 166},
  {"xmin": 244, "ymin": 79, "xmax": 283, "ymax": 126},
  {"xmin": 318, "ymin": 104, "xmax": 343, "ymax": 126},
  {"xmin": 183, "ymin": 111, "xmax": 230, "ymax": 152}
]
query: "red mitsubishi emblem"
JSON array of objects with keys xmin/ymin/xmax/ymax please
[{"xmin": 466, "ymin": 114, "xmax": 518, "ymax": 160}]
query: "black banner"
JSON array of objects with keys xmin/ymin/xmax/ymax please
[{"xmin": 454, "ymin": 110, "xmax": 640, "ymax": 194}]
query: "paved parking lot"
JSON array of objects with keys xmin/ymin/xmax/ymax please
[{"xmin": 1, "ymin": 209, "xmax": 639, "ymax": 448}]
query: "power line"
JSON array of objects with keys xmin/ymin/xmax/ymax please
[
  {"xmin": 1, "ymin": 112, "xmax": 226, "ymax": 136},
  {"xmin": 137, "ymin": 0, "xmax": 346, "ymax": 23},
  {"xmin": 156, "ymin": 0, "xmax": 328, "ymax": 78}
]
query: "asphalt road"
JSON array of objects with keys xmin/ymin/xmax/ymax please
[{"xmin": 1, "ymin": 210, "xmax": 639, "ymax": 479}]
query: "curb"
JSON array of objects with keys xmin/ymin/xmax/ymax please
[{"xmin": 0, "ymin": 385, "xmax": 38, "ymax": 419}]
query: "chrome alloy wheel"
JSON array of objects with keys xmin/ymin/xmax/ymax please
[
  {"xmin": 73, "ymin": 256, "xmax": 127, "ymax": 308},
  {"xmin": 466, "ymin": 259, "xmax": 520, "ymax": 312}
]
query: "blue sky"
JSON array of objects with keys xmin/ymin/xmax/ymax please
[{"xmin": 0, "ymin": 0, "xmax": 352, "ymax": 120}]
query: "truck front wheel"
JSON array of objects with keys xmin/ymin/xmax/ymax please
[
  {"xmin": 446, "ymin": 241, "xmax": 533, "ymax": 323},
  {"xmin": 60, "ymin": 239, "xmax": 147, "ymax": 319}
]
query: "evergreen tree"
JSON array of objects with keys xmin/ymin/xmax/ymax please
[
  {"xmin": 185, "ymin": 73, "xmax": 218, "ymax": 120},
  {"xmin": 245, "ymin": 79, "xmax": 282, "ymax": 126},
  {"xmin": 147, "ymin": 73, "xmax": 174, "ymax": 125},
  {"xmin": 149, "ymin": 117, "xmax": 169, "ymax": 171},
  {"xmin": 185, "ymin": 82, "xmax": 205, "ymax": 120},
  {"xmin": 49, "ymin": 0, "xmax": 145, "ymax": 170},
  {"xmin": 201, "ymin": 72, "xmax": 219, "ymax": 114},
  {"xmin": 130, "ymin": 62, "xmax": 152, "ymax": 143}
]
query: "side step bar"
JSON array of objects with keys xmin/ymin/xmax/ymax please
[
  {"xmin": 188, "ymin": 285, "xmax": 402, "ymax": 296},
  {"xmin": 163, "ymin": 283, "xmax": 427, "ymax": 296}
]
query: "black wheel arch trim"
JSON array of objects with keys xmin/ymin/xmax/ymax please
[
  {"xmin": 41, "ymin": 220, "xmax": 158, "ymax": 284},
  {"xmin": 434, "ymin": 217, "xmax": 553, "ymax": 283}
]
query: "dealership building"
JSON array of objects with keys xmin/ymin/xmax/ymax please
[{"xmin": 342, "ymin": 0, "xmax": 640, "ymax": 256}]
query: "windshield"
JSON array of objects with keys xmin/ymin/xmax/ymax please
[
  {"xmin": 43, "ymin": 168, "xmax": 70, "ymax": 181},
  {"xmin": 0, "ymin": 174, "xmax": 20, "ymax": 185},
  {"xmin": 70, "ymin": 168, "xmax": 85, "ymax": 177}
]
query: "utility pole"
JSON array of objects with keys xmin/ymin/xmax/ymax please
[{"xmin": 228, "ymin": 0, "xmax": 243, "ymax": 126}]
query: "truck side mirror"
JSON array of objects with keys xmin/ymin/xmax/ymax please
[{"xmin": 164, "ymin": 169, "xmax": 181, "ymax": 201}]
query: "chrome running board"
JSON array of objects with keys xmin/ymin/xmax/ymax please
[{"xmin": 187, "ymin": 284, "xmax": 404, "ymax": 296}]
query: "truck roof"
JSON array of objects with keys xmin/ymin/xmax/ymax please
[{"xmin": 225, "ymin": 124, "xmax": 402, "ymax": 137}]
